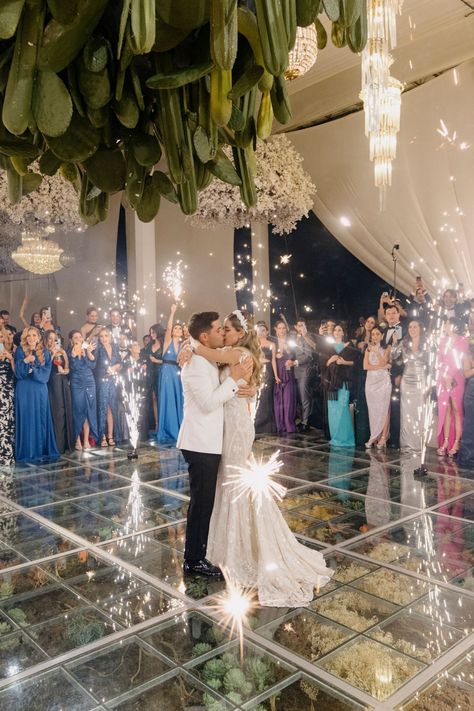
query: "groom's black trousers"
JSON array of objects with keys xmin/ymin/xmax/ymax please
[{"xmin": 182, "ymin": 450, "xmax": 221, "ymax": 562}]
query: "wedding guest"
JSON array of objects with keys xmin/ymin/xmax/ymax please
[
  {"xmin": 143, "ymin": 323, "xmax": 163, "ymax": 432},
  {"xmin": 274, "ymin": 319, "xmax": 297, "ymax": 434},
  {"xmin": 68, "ymin": 330, "xmax": 98, "ymax": 451},
  {"xmin": 45, "ymin": 330, "xmax": 74, "ymax": 454},
  {"xmin": 95, "ymin": 328, "xmax": 122, "ymax": 447},
  {"xmin": 439, "ymin": 288, "xmax": 470, "ymax": 324},
  {"xmin": 321, "ymin": 323, "xmax": 356, "ymax": 447},
  {"xmin": 392, "ymin": 320, "xmax": 429, "ymax": 452},
  {"xmin": 38, "ymin": 306, "xmax": 60, "ymax": 337},
  {"xmin": 0, "ymin": 310, "xmax": 16, "ymax": 334},
  {"xmin": 254, "ymin": 321, "xmax": 278, "ymax": 434},
  {"xmin": 364, "ymin": 325, "xmax": 391, "ymax": 449},
  {"xmin": 407, "ymin": 277, "xmax": 432, "ymax": 325},
  {"xmin": 0, "ymin": 327, "xmax": 15, "ymax": 465},
  {"xmin": 157, "ymin": 304, "xmax": 184, "ymax": 443},
  {"xmin": 293, "ymin": 317, "xmax": 317, "ymax": 433},
  {"xmin": 382, "ymin": 303, "xmax": 404, "ymax": 447},
  {"xmin": 14, "ymin": 327, "xmax": 59, "ymax": 462},
  {"xmin": 354, "ymin": 315, "xmax": 376, "ymax": 447},
  {"xmin": 106, "ymin": 309, "xmax": 132, "ymax": 343},
  {"xmin": 437, "ymin": 318, "xmax": 469, "ymax": 457},
  {"xmin": 80, "ymin": 306, "xmax": 103, "ymax": 342},
  {"xmin": 458, "ymin": 342, "xmax": 474, "ymax": 468}
]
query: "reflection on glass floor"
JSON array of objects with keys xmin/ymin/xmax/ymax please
[{"xmin": 0, "ymin": 435, "xmax": 473, "ymax": 709}]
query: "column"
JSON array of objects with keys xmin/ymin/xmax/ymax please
[
  {"xmin": 250, "ymin": 222, "xmax": 271, "ymax": 324},
  {"xmin": 126, "ymin": 211, "xmax": 157, "ymax": 338}
]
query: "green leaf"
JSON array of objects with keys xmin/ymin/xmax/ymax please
[
  {"xmin": 113, "ymin": 82, "xmax": 139, "ymax": 128},
  {"xmin": 153, "ymin": 170, "xmax": 178, "ymax": 203},
  {"xmin": 0, "ymin": 0, "xmax": 25, "ymax": 39},
  {"xmin": 83, "ymin": 149, "xmax": 126, "ymax": 192},
  {"xmin": 47, "ymin": 112, "xmax": 101, "ymax": 161},
  {"xmin": 146, "ymin": 60, "xmax": 214, "ymax": 90},
  {"xmin": 207, "ymin": 149, "xmax": 241, "ymax": 186},
  {"xmin": 32, "ymin": 70, "xmax": 73, "ymax": 137},
  {"xmin": 38, "ymin": 149, "xmax": 61, "ymax": 176},
  {"xmin": 22, "ymin": 171, "xmax": 42, "ymax": 194},
  {"xmin": 343, "ymin": 0, "xmax": 361, "ymax": 28},
  {"xmin": 315, "ymin": 18, "xmax": 327, "ymax": 50},
  {"xmin": 153, "ymin": 15, "xmax": 190, "ymax": 52},
  {"xmin": 230, "ymin": 65, "xmax": 264, "ymax": 100},
  {"xmin": 78, "ymin": 56, "xmax": 111, "ymax": 109},
  {"xmin": 193, "ymin": 125, "xmax": 211, "ymax": 163},
  {"xmin": 46, "ymin": 0, "xmax": 78, "ymax": 25},
  {"xmin": 157, "ymin": 0, "xmax": 211, "ymax": 31},
  {"xmin": 136, "ymin": 172, "xmax": 161, "ymax": 222},
  {"xmin": 130, "ymin": 133, "xmax": 162, "ymax": 167},
  {"xmin": 83, "ymin": 36, "xmax": 109, "ymax": 73},
  {"xmin": 322, "ymin": 0, "xmax": 340, "ymax": 22}
]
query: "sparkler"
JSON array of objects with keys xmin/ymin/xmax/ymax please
[
  {"xmin": 280, "ymin": 254, "xmax": 292, "ymax": 264},
  {"xmin": 224, "ymin": 450, "xmax": 287, "ymax": 512},
  {"xmin": 120, "ymin": 357, "xmax": 145, "ymax": 459},
  {"xmin": 162, "ymin": 260, "xmax": 186, "ymax": 306},
  {"xmin": 207, "ymin": 567, "xmax": 256, "ymax": 659}
]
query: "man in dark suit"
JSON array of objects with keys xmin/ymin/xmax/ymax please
[
  {"xmin": 382, "ymin": 304, "xmax": 404, "ymax": 448},
  {"xmin": 439, "ymin": 289, "xmax": 470, "ymax": 325}
]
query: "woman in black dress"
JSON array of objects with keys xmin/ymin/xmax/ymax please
[
  {"xmin": 459, "ymin": 343, "xmax": 474, "ymax": 468},
  {"xmin": 142, "ymin": 323, "xmax": 163, "ymax": 433},
  {"xmin": 45, "ymin": 330, "xmax": 74, "ymax": 454},
  {"xmin": 0, "ymin": 326, "xmax": 15, "ymax": 465},
  {"xmin": 255, "ymin": 321, "xmax": 278, "ymax": 434}
]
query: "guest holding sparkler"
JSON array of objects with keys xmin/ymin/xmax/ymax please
[
  {"xmin": 458, "ymin": 343, "xmax": 474, "ymax": 468},
  {"xmin": 68, "ymin": 330, "xmax": 98, "ymax": 450},
  {"xmin": 273, "ymin": 319, "xmax": 297, "ymax": 434},
  {"xmin": 321, "ymin": 323, "xmax": 356, "ymax": 447},
  {"xmin": 437, "ymin": 318, "xmax": 469, "ymax": 457},
  {"xmin": 254, "ymin": 321, "xmax": 278, "ymax": 434},
  {"xmin": 45, "ymin": 330, "xmax": 74, "ymax": 454},
  {"xmin": 95, "ymin": 328, "xmax": 122, "ymax": 447},
  {"xmin": 364, "ymin": 325, "xmax": 391, "ymax": 449},
  {"xmin": 0, "ymin": 326, "xmax": 15, "ymax": 465},
  {"xmin": 157, "ymin": 304, "xmax": 184, "ymax": 443},
  {"xmin": 391, "ymin": 320, "xmax": 429, "ymax": 452},
  {"xmin": 14, "ymin": 327, "xmax": 59, "ymax": 462}
]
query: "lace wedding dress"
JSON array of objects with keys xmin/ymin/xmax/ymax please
[{"xmin": 206, "ymin": 361, "xmax": 333, "ymax": 607}]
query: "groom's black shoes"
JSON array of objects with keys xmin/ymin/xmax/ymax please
[{"xmin": 183, "ymin": 559, "xmax": 223, "ymax": 578}]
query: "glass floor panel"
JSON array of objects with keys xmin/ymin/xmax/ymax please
[{"xmin": 0, "ymin": 435, "xmax": 471, "ymax": 709}]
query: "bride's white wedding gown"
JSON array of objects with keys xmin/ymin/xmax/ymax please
[{"xmin": 206, "ymin": 364, "xmax": 333, "ymax": 607}]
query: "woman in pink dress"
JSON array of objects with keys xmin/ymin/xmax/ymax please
[{"xmin": 437, "ymin": 318, "xmax": 469, "ymax": 457}]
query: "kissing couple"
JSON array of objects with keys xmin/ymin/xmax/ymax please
[{"xmin": 177, "ymin": 309, "xmax": 333, "ymax": 606}]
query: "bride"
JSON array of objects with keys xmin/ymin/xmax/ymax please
[{"xmin": 188, "ymin": 309, "xmax": 333, "ymax": 607}]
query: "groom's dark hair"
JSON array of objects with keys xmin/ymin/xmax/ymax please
[{"xmin": 188, "ymin": 311, "xmax": 219, "ymax": 340}]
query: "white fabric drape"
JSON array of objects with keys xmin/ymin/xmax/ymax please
[{"xmin": 289, "ymin": 59, "xmax": 474, "ymax": 296}]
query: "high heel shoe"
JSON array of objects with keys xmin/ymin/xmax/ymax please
[
  {"xmin": 448, "ymin": 439, "xmax": 460, "ymax": 458},
  {"xmin": 437, "ymin": 439, "xmax": 449, "ymax": 457},
  {"xmin": 365, "ymin": 437, "xmax": 377, "ymax": 449},
  {"xmin": 376, "ymin": 439, "xmax": 387, "ymax": 450}
]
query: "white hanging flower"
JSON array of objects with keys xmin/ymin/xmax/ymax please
[{"xmin": 191, "ymin": 135, "xmax": 316, "ymax": 235}]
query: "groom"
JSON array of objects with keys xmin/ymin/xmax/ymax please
[{"xmin": 177, "ymin": 311, "xmax": 252, "ymax": 577}]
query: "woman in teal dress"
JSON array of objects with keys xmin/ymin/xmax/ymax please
[
  {"xmin": 157, "ymin": 304, "xmax": 184, "ymax": 443},
  {"xmin": 321, "ymin": 323, "xmax": 356, "ymax": 447}
]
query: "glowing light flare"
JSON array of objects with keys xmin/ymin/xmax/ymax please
[
  {"xmin": 280, "ymin": 254, "xmax": 292, "ymax": 265},
  {"xmin": 207, "ymin": 567, "xmax": 257, "ymax": 659},
  {"xmin": 224, "ymin": 450, "xmax": 287, "ymax": 512},
  {"xmin": 162, "ymin": 260, "xmax": 186, "ymax": 305}
]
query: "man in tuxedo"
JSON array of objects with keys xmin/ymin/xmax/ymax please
[
  {"xmin": 293, "ymin": 318, "xmax": 317, "ymax": 432},
  {"xmin": 439, "ymin": 289, "xmax": 470, "ymax": 325},
  {"xmin": 382, "ymin": 304, "xmax": 404, "ymax": 447},
  {"xmin": 177, "ymin": 312, "xmax": 252, "ymax": 577}
]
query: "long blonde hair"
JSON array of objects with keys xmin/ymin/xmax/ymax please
[
  {"xmin": 20, "ymin": 326, "xmax": 45, "ymax": 364},
  {"xmin": 225, "ymin": 312, "xmax": 263, "ymax": 388}
]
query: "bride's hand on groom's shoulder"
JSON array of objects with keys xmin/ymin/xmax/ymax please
[{"xmin": 230, "ymin": 357, "xmax": 252, "ymax": 383}]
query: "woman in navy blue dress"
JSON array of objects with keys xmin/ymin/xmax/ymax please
[
  {"xmin": 95, "ymin": 328, "xmax": 122, "ymax": 447},
  {"xmin": 14, "ymin": 327, "xmax": 59, "ymax": 463},
  {"xmin": 157, "ymin": 304, "xmax": 184, "ymax": 443},
  {"xmin": 68, "ymin": 330, "xmax": 98, "ymax": 451}
]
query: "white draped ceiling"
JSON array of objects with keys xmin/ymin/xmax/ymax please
[{"xmin": 288, "ymin": 59, "xmax": 474, "ymax": 296}]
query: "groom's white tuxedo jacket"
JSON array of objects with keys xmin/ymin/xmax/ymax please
[{"xmin": 177, "ymin": 355, "xmax": 238, "ymax": 454}]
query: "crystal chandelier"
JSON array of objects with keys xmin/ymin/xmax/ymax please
[
  {"xmin": 361, "ymin": 1, "xmax": 404, "ymax": 205},
  {"xmin": 285, "ymin": 24, "xmax": 318, "ymax": 80},
  {"xmin": 11, "ymin": 227, "xmax": 64, "ymax": 275}
]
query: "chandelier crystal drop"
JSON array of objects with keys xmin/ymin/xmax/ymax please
[
  {"xmin": 11, "ymin": 228, "xmax": 64, "ymax": 275},
  {"xmin": 367, "ymin": 0, "xmax": 404, "ymax": 48},
  {"xmin": 285, "ymin": 24, "xmax": 318, "ymax": 80}
]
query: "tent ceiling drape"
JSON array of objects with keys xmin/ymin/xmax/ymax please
[{"xmin": 288, "ymin": 58, "xmax": 474, "ymax": 296}]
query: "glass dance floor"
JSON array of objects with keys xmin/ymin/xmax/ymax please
[{"xmin": 0, "ymin": 433, "xmax": 472, "ymax": 709}]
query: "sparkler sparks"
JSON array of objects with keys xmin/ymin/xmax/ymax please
[
  {"xmin": 224, "ymin": 451, "xmax": 287, "ymax": 512},
  {"xmin": 280, "ymin": 254, "xmax": 292, "ymax": 265},
  {"xmin": 207, "ymin": 567, "xmax": 256, "ymax": 659},
  {"xmin": 162, "ymin": 260, "xmax": 186, "ymax": 305}
]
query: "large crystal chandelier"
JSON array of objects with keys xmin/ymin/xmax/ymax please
[
  {"xmin": 361, "ymin": 1, "xmax": 404, "ymax": 205},
  {"xmin": 11, "ymin": 227, "xmax": 64, "ymax": 275},
  {"xmin": 285, "ymin": 24, "xmax": 318, "ymax": 80}
]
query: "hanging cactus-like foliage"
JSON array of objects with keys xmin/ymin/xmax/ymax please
[{"xmin": 0, "ymin": 0, "xmax": 367, "ymax": 226}]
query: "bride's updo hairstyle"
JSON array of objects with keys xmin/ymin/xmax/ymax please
[{"xmin": 225, "ymin": 311, "xmax": 263, "ymax": 388}]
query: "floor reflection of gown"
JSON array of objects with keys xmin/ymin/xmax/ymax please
[
  {"xmin": 255, "ymin": 347, "xmax": 276, "ymax": 434},
  {"xmin": 207, "ymin": 364, "xmax": 333, "ymax": 607},
  {"xmin": 365, "ymin": 453, "xmax": 391, "ymax": 528},
  {"xmin": 393, "ymin": 343, "xmax": 428, "ymax": 452},
  {"xmin": 14, "ymin": 348, "xmax": 59, "ymax": 463},
  {"xmin": 48, "ymin": 354, "xmax": 74, "ymax": 454},
  {"xmin": 459, "ymin": 375, "xmax": 474, "ymax": 468},
  {"xmin": 157, "ymin": 340, "xmax": 183, "ymax": 443},
  {"xmin": 354, "ymin": 349, "xmax": 370, "ymax": 447},
  {"xmin": 0, "ymin": 358, "xmax": 15, "ymax": 465}
]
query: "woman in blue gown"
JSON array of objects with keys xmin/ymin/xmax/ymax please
[
  {"xmin": 321, "ymin": 323, "xmax": 356, "ymax": 447},
  {"xmin": 68, "ymin": 330, "xmax": 98, "ymax": 450},
  {"xmin": 14, "ymin": 327, "xmax": 59, "ymax": 463},
  {"xmin": 95, "ymin": 328, "xmax": 122, "ymax": 447},
  {"xmin": 157, "ymin": 304, "xmax": 184, "ymax": 443}
]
